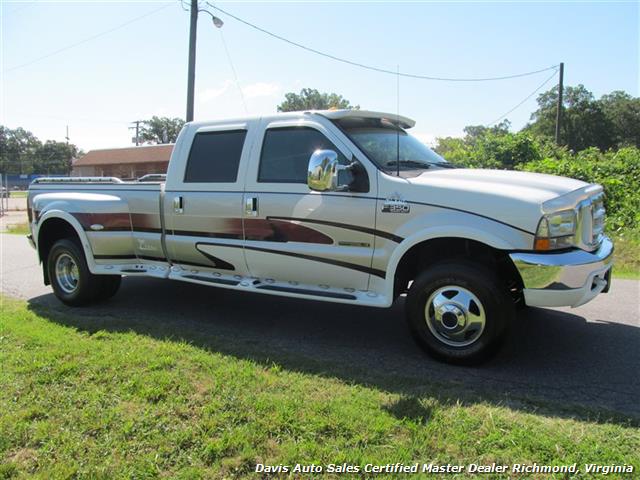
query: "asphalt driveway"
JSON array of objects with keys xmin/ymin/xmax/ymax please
[{"xmin": 2, "ymin": 233, "xmax": 639, "ymax": 420}]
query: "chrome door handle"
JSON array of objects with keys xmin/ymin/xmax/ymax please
[
  {"xmin": 173, "ymin": 196, "xmax": 184, "ymax": 214},
  {"xmin": 245, "ymin": 196, "xmax": 258, "ymax": 216}
]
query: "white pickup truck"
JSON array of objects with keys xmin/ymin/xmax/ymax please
[{"xmin": 27, "ymin": 110, "xmax": 613, "ymax": 364}]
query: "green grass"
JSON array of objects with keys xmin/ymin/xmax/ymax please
[
  {"xmin": 4, "ymin": 223, "xmax": 30, "ymax": 236},
  {"xmin": 8, "ymin": 191, "xmax": 27, "ymax": 198},
  {"xmin": 611, "ymin": 230, "xmax": 640, "ymax": 280},
  {"xmin": 0, "ymin": 297, "xmax": 638, "ymax": 479}
]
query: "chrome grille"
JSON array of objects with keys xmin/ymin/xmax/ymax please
[
  {"xmin": 576, "ymin": 193, "xmax": 605, "ymax": 251},
  {"xmin": 591, "ymin": 194, "xmax": 605, "ymax": 245}
]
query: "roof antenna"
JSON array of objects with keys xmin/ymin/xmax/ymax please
[{"xmin": 396, "ymin": 64, "xmax": 400, "ymax": 177}]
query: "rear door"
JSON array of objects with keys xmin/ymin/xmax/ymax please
[
  {"xmin": 163, "ymin": 121, "xmax": 255, "ymax": 276},
  {"xmin": 242, "ymin": 117, "xmax": 379, "ymax": 291}
]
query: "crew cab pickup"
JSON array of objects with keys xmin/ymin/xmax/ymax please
[{"xmin": 27, "ymin": 110, "xmax": 613, "ymax": 363}]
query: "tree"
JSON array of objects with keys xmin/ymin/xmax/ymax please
[
  {"xmin": 277, "ymin": 88, "xmax": 358, "ymax": 112},
  {"xmin": 138, "ymin": 116, "xmax": 185, "ymax": 144},
  {"xmin": 0, "ymin": 126, "xmax": 78, "ymax": 175},
  {"xmin": 599, "ymin": 91, "xmax": 640, "ymax": 148},
  {"xmin": 526, "ymin": 84, "xmax": 614, "ymax": 151},
  {"xmin": 435, "ymin": 119, "xmax": 546, "ymax": 169},
  {"xmin": 1, "ymin": 126, "xmax": 41, "ymax": 174},
  {"xmin": 463, "ymin": 120, "xmax": 511, "ymax": 145},
  {"xmin": 33, "ymin": 140, "xmax": 78, "ymax": 175}
]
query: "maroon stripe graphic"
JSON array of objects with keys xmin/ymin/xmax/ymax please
[
  {"xmin": 72, "ymin": 212, "xmax": 131, "ymax": 231},
  {"xmin": 174, "ymin": 218, "xmax": 333, "ymax": 244},
  {"xmin": 130, "ymin": 213, "xmax": 162, "ymax": 233},
  {"xmin": 243, "ymin": 218, "xmax": 333, "ymax": 244},
  {"xmin": 70, "ymin": 213, "xmax": 358, "ymax": 245}
]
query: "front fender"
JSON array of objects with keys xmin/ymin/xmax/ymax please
[{"xmin": 380, "ymin": 220, "xmax": 533, "ymax": 304}]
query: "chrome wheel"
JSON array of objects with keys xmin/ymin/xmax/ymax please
[
  {"xmin": 425, "ymin": 285, "xmax": 486, "ymax": 347},
  {"xmin": 55, "ymin": 253, "xmax": 79, "ymax": 294}
]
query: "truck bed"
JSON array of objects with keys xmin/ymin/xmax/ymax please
[{"xmin": 29, "ymin": 177, "xmax": 165, "ymax": 268}]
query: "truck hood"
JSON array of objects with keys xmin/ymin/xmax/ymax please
[{"xmin": 405, "ymin": 168, "xmax": 589, "ymax": 234}]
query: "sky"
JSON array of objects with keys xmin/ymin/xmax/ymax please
[{"xmin": 1, "ymin": 0, "xmax": 638, "ymax": 152}]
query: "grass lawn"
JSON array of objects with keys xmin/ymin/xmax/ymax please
[
  {"xmin": 0, "ymin": 296, "xmax": 638, "ymax": 479},
  {"xmin": 4, "ymin": 224, "xmax": 30, "ymax": 236},
  {"xmin": 611, "ymin": 230, "xmax": 640, "ymax": 280},
  {"xmin": 8, "ymin": 191, "xmax": 27, "ymax": 198}
]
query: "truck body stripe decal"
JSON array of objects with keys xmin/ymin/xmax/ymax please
[
  {"xmin": 71, "ymin": 213, "xmax": 374, "ymax": 245},
  {"xmin": 196, "ymin": 241, "xmax": 386, "ymax": 278},
  {"xmin": 73, "ymin": 212, "xmax": 131, "ymax": 232},
  {"xmin": 36, "ymin": 186, "xmax": 532, "ymax": 236},
  {"xmin": 93, "ymin": 253, "xmax": 234, "ymax": 272},
  {"xmin": 93, "ymin": 247, "xmax": 382, "ymax": 278},
  {"xmin": 266, "ymin": 216, "xmax": 403, "ymax": 243},
  {"xmin": 406, "ymin": 200, "xmax": 535, "ymax": 235},
  {"xmin": 194, "ymin": 245, "xmax": 236, "ymax": 270},
  {"xmin": 55, "ymin": 188, "xmax": 532, "ymax": 239}
]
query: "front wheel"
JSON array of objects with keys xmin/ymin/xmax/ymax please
[
  {"xmin": 405, "ymin": 261, "xmax": 513, "ymax": 365},
  {"xmin": 47, "ymin": 238, "xmax": 118, "ymax": 306}
]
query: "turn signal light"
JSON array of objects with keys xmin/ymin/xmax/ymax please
[{"xmin": 534, "ymin": 238, "xmax": 550, "ymax": 251}]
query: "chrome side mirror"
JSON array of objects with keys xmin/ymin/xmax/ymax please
[{"xmin": 307, "ymin": 149, "xmax": 345, "ymax": 192}]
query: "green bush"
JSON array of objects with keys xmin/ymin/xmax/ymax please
[
  {"xmin": 436, "ymin": 131, "xmax": 547, "ymax": 169},
  {"xmin": 520, "ymin": 147, "xmax": 640, "ymax": 232}
]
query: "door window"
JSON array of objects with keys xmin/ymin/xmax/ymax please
[{"xmin": 258, "ymin": 127, "xmax": 349, "ymax": 184}]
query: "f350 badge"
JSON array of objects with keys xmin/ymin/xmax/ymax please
[{"xmin": 382, "ymin": 193, "xmax": 410, "ymax": 213}]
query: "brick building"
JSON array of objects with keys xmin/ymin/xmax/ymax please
[{"xmin": 72, "ymin": 144, "xmax": 173, "ymax": 179}]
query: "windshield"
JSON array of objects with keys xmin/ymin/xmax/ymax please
[{"xmin": 334, "ymin": 117, "xmax": 451, "ymax": 174}]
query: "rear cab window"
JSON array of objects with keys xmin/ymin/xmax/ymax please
[{"xmin": 184, "ymin": 130, "xmax": 247, "ymax": 183}]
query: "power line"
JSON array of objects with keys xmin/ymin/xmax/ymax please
[
  {"xmin": 7, "ymin": 2, "xmax": 36, "ymax": 15},
  {"xmin": 204, "ymin": 2, "xmax": 558, "ymax": 82},
  {"xmin": 10, "ymin": 113, "xmax": 130, "ymax": 124},
  {"xmin": 485, "ymin": 69, "xmax": 559, "ymax": 126},
  {"xmin": 4, "ymin": 4, "xmax": 173, "ymax": 73},
  {"xmin": 217, "ymin": 28, "xmax": 248, "ymax": 114}
]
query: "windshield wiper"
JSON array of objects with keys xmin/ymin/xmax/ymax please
[
  {"xmin": 385, "ymin": 160, "xmax": 459, "ymax": 170},
  {"xmin": 424, "ymin": 161, "xmax": 458, "ymax": 169},
  {"xmin": 385, "ymin": 160, "xmax": 431, "ymax": 169}
]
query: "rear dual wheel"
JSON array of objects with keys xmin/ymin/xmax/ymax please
[
  {"xmin": 405, "ymin": 261, "xmax": 513, "ymax": 365},
  {"xmin": 47, "ymin": 238, "xmax": 121, "ymax": 306}
]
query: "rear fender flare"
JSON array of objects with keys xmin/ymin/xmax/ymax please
[{"xmin": 36, "ymin": 209, "xmax": 98, "ymax": 273}]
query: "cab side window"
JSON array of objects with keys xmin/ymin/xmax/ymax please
[
  {"xmin": 184, "ymin": 130, "xmax": 247, "ymax": 183},
  {"xmin": 258, "ymin": 127, "xmax": 349, "ymax": 184}
]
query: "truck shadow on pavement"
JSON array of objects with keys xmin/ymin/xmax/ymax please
[{"xmin": 27, "ymin": 277, "xmax": 640, "ymax": 425}]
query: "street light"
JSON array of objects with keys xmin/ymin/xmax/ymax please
[
  {"xmin": 200, "ymin": 9, "xmax": 224, "ymax": 29},
  {"xmin": 186, "ymin": 0, "xmax": 224, "ymax": 122}
]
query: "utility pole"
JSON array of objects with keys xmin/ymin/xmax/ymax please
[
  {"xmin": 129, "ymin": 120, "xmax": 141, "ymax": 146},
  {"xmin": 66, "ymin": 125, "xmax": 72, "ymax": 175},
  {"xmin": 555, "ymin": 62, "xmax": 564, "ymax": 146},
  {"xmin": 186, "ymin": 0, "xmax": 198, "ymax": 122}
]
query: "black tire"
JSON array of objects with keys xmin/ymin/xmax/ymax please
[
  {"xmin": 405, "ymin": 260, "xmax": 513, "ymax": 365},
  {"xmin": 47, "ymin": 238, "xmax": 104, "ymax": 306}
]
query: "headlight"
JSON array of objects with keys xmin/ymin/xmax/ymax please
[{"xmin": 534, "ymin": 209, "xmax": 576, "ymax": 251}]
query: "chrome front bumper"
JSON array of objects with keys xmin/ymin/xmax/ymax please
[{"xmin": 509, "ymin": 237, "xmax": 614, "ymax": 308}]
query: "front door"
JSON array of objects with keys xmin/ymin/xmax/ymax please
[{"xmin": 242, "ymin": 118, "xmax": 379, "ymax": 291}]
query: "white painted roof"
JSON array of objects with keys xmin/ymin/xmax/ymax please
[
  {"xmin": 314, "ymin": 109, "xmax": 416, "ymax": 128},
  {"xmin": 188, "ymin": 109, "xmax": 416, "ymax": 130}
]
